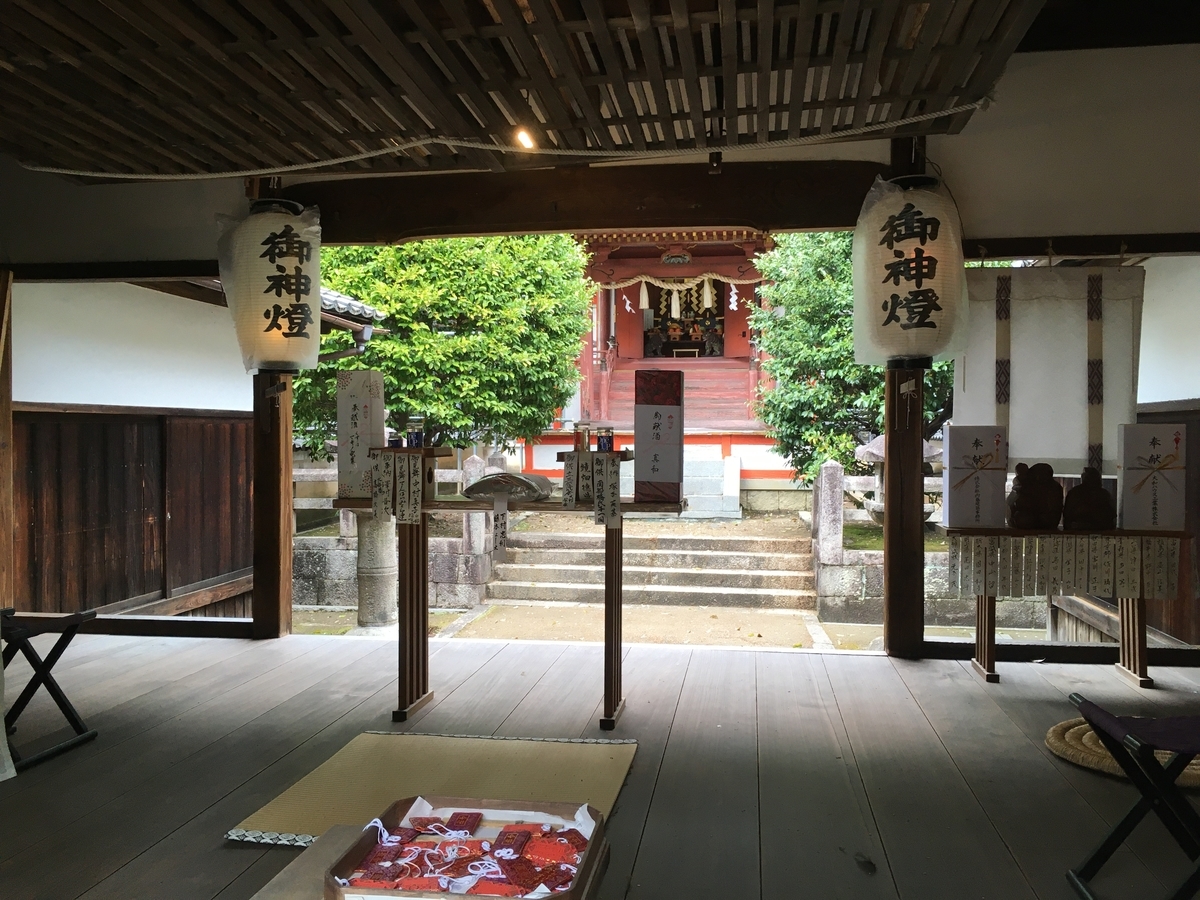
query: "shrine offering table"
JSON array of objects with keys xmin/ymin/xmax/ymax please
[
  {"xmin": 941, "ymin": 527, "xmax": 1188, "ymax": 687},
  {"xmin": 340, "ymin": 467, "xmax": 683, "ymax": 729}
]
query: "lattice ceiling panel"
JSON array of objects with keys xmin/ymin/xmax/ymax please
[{"xmin": 0, "ymin": 0, "xmax": 1045, "ymax": 177}]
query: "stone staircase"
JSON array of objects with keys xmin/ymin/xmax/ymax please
[{"xmin": 488, "ymin": 532, "xmax": 815, "ymax": 609}]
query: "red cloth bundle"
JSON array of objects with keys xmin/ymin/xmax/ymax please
[
  {"xmin": 537, "ymin": 863, "xmax": 576, "ymax": 892},
  {"xmin": 466, "ymin": 880, "xmax": 524, "ymax": 897},
  {"xmin": 490, "ymin": 829, "xmax": 530, "ymax": 859},
  {"xmin": 409, "ymin": 817, "xmax": 445, "ymax": 834},
  {"xmin": 446, "ymin": 811, "xmax": 483, "ymax": 834},
  {"xmin": 397, "ymin": 876, "xmax": 446, "ymax": 891},
  {"xmin": 555, "ymin": 828, "xmax": 589, "ymax": 852},
  {"xmin": 498, "ymin": 856, "xmax": 542, "ymax": 892},
  {"xmin": 523, "ymin": 836, "xmax": 579, "ymax": 867}
]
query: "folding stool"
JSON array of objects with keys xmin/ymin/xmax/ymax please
[
  {"xmin": 2, "ymin": 608, "xmax": 98, "ymax": 771},
  {"xmin": 1068, "ymin": 692, "xmax": 1200, "ymax": 900}
]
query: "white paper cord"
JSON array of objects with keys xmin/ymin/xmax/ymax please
[{"xmin": 23, "ymin": 101, "xmax": 986, "ymax": 181}]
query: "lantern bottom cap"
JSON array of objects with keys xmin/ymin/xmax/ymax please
[{"xmin": 885, "ymin": 356, "xmax": 933, "ymax": 370}]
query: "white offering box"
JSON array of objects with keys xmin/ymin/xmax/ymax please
[
  {"xmin": 336, "ymin": 370, "xmax": 386, "ymax": 498},
  {"xmin": 1117, "ymin": 424, "xmax": 1186, "ymax": 531},
  {"xmin": 943, "ymin": 425, "xmax": 1009, "ymax": 528}
]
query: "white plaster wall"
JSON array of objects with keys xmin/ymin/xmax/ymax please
[
  {"xmin": 1138, "ymin": 256, "xmax": 1200, "ymax": 405},
  {"xmin": 929, "ymin": 45, "xmax": 1200, "ymax": 239},
  {"xmin": 13, "ymin": 282, "xmax": 252, "ymax": 410}
]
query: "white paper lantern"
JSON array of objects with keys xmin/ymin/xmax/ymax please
[
  {"xmin": 638, "ymin": 281, "xmax": 650, "ymax": 310},
  {"xmin": 852, "ymin": 175, "xmax": 967, "ymax": 365},
  {"xmin": 217, "ymin": 199, "xmax": 322, "ymax": 373}
]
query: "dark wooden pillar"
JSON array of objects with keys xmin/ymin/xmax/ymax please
[
  {"xmin": 394, "ymin": 511, "xmax": 433, "ymax": 721},
  {"xmin": 0, "ymin": 270, "xmax": 12, "ymax": 613},
  {"xmin": 252, "ymin": 372, "xmax": 293, "ymax": 639},
  {"xmin": 883, "ymin": 364, "xmax": 926, "ymax": 657},
  {"xmin": 601, "ymin": 513, "xmax": 624, "ymax": 730}
]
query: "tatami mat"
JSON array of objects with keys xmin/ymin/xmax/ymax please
[{"xmin": 227, "ymin": 733, "xmax": 637, "ymax": 846}]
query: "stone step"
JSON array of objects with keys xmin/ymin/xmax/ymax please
[
  {"xmin": 485, "ymin": 580, "xmax": 816, "ymax": 609},
  {"xmin": 505, "ymin": 547, "xmax": 812, "ymax": 571},
  {"xmin": 493, "ymin": 562, "xmax": 812, "ymax": 591},
  {"xmin": 507, "ymin": 532, "xmax": 810, "ymax": 554}
]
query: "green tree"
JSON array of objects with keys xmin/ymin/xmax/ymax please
[
  {"xmin": 293, "ymin": 236, "xmax": 593, "ymax": 458},
  {"xmin": 750, "ymin": 232, "xmax": 953, "ymax": 481}
]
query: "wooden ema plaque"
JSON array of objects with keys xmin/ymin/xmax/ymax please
[
  {"xmin": 633, "ymin": 369, "xmax": 683, "ymax": 503},
  {"xmin": 325, "ymin": 795, "xmax": 608, "ymax": 900}
]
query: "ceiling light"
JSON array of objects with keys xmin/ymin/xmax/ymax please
[{"xmin": 516, "ymin": 129, "xmax": 534, "ymax": 149}]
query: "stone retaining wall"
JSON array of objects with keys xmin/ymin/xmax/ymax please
[{"xmin": 811, "ymin": 459, "xmax": 1045, "ymax": 628}]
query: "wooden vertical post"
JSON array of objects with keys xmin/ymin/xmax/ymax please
[
  {"xmin": 883, "ymin": 363, "xmax": 926, "ymax": 658},
  {"xmin": 393, "ymin": 450, "xmax": 433, "ymax": 722},
  {"xmin": 252, "ymin": 371, "xmax": 293, "ymax": 639},
  {"xmin": 600, "ymin": 512, "xmax": 624, "ymax": 729},
  {"xmin": 0, "ymin": 270, "xmax": 13, "ymax": 614}
]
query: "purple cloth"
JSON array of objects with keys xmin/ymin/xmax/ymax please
[{"xmin": 1079, "ymin": 699, "xmax": 1200, "ymax": 755}]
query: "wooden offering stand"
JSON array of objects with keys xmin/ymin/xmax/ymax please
[
  {"xmin": 339, "ymin": 448, "xmax": 683, "ymax": 728},
  {"xmin": 941, "ymin": 526, "xmax": 1188, "ymax": 688}
]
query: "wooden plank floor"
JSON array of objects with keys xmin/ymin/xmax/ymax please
[{"xmin": 4, "ymin": 634, "xmax": 1200, "ymax": 899}]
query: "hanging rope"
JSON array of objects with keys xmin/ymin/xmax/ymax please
[{"xmin": 595, "ymin": 272, "xmax": 762, "ymax": 291}]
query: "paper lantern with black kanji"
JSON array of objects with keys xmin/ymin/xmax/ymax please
[
  {"xmin": 217, "ymin": 199, "xmax": 322, "ymax": 372},
  {"xmin": 852, "ymin": 175, "xmax": 967, "ymax": 365}
]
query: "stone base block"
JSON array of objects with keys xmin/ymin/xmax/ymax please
[{"xmin": 432, "ymin": 582, "xmax": 486, "ymax": 609}]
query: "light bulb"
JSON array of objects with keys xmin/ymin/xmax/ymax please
[{"xmin": 516, "ymin": 130, "xmax": 534, "ymax": 149}]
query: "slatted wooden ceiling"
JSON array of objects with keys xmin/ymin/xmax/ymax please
[{"xmin": 0, "ymin": 0, "xmax": 1045, "ymax": 177}]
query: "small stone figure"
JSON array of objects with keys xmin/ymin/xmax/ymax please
[
  {"xmin": 1006, "ymin": 462, "xmax": 1064, "ymax": 530},
  {"xmin": 703, "ymin": 324, "xmax": 723, "ymax": 356},
  {"xmin": 645, "ymin": 328, "xmax": 664, "ymax": 357},
  {"xmin": 1063, "ymin": 466, "xmax": 1116, "ymax": 531}
]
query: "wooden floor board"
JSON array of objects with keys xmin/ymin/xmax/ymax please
[
  {"xmin": 625, "ymin": 649, "xmax": 760, "ymax": 900},
  {"xmin": 0, "ymin": 638, "xmax": 389, "ymax": 875},
  {"xmin": 0, "ymin": 636, "xmax": 327, "ymax": 806},
  {"xmin": 5, "ymin": 636, "xmax": 260, "ymax": 750},
  {"xmin": 494, "ymin": 643, "xmax": 606, "ymax": 738},
  {"xmin": 391, "ymin": 638, "xmax": 506, "ymax": 731},
  {"xmin": 896, "ymin": 658, "xmax": 1159, "ymax": 900},
  {"xmin": 407, "ymin": 641, "xmax": 566, "ymax": 736},
  {"xmin": 979, "ymin": 660, "xmax": 1189, "ymax": 888},
  {"xmin": 823, "ymin": 654, "xmax": 1038, "ymax": 900},
  {"xmin": 584, "ymin": 644, "xmax": 691, "ymax": 900},
  {"xmin": 9, "ymin": 637, "xmax": 1200, "ymax": 900},
  {"xmin": 73, "ymin": 644, "xmax": 401, "ymax": 900},
  {"xmin": 757, "ymin": 651, "xmax": 899, "ymax": 899}
]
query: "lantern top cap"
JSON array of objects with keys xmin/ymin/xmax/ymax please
[
  {"xmin": 249, "ymin": 198, "xmax": 306, "ymax": 216},
  {"xmin": 887, "ymin": 174, "xmax": 940, "ymax": 191}
]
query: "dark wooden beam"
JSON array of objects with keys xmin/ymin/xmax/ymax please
[
  {"xmin": 9, "ymin": 260, "xmax": 220, "ymax": 282},
  {"xmin": 7, "ymin": 611, "xmax": 254, "ymax": 638},
  {"xmin": 0, "ymin": 269, "xmax": 12, "ymax": 617},
  {"xmin": 966, "ymin": 233, "xmax": 1200, "ymax": 260},
  {"xmin": 284, "ymin": 160, "xmax": 889, "ymax": 243},
  {"xmin": 252, "ymin": 372, "xmax": 292, "ymax": 639}
]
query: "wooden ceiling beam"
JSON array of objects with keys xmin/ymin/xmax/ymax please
[
  {"xmin": 668, "ymin": 0, "xmax": 709, "ymax": 148},
  {"xmin": 718, "ymin": 0, "xmax": 739, "ymax": 146},
  {"xmin": 580, "ymin": 0, "xmax": 647, "ymax": 151},
  {"xmin": 628, "ymin": 0, "xmax": 679, "ymax": 149},
  {"xmin": 283, "ymin": 159, "xmax": 888, "ymax": 243},
  {"xmin": 786, "ymin": 1, "xmax": 818, "ymax": 137}
]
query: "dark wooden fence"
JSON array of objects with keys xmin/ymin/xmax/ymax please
[{"xmin": 13, "ymin": 409, "xmax": 253, "ymax": 617}]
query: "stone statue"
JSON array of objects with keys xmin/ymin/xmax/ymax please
[
  {"xmin": 645, "ymin": 328, "xmax": 664, "ymax": 357},
  {"xmin": 1062, "ymin": 466, "xmax": 1116, "ymax": 531},
  {"xmin": 1006, "ymin": 462, "xmax": 1064, "ymax": 530},
  {"xmin": 703, "ymin": 324, "xmax": 723, "ymax": 356}
]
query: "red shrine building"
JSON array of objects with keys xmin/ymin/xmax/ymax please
[{"xmin": 523, "ymin": 230, "xmax": 796, "ymax": 512}]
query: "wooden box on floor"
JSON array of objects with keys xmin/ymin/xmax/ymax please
[{"xmin": 324, "ymin": 795, "xmax": 608, "ymax": 900}]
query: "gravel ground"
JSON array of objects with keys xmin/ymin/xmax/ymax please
[{"xmin": 452, "ymin": 602, "xmax": 811, "ymax": 648}]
